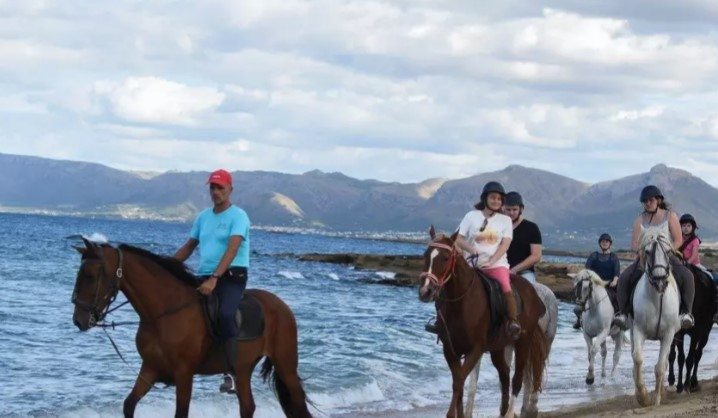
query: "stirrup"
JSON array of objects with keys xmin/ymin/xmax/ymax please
[
  {"xmin": 508, "ymin": 321, "xmax": 521, "ymax": 340},
  {"xmin": 219, "ymin": 374, "xmax": 236, "ymax": 394},
  {"xmin": 573, "ymin": 319, "xmax": 582, "ymax": 330},
  {"xmin": 680, "ymin": 313, "xmax": 695, "ymax": 330},
  {"xmin": 612, "ymin": 313, "xmax": 628, "ymax": 330},
  {"xmin": 424, "ymin": 320, "xmax": 439, "ymax": 334}
]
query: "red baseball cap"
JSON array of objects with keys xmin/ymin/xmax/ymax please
[{"xmin": 207, "ymin": 169, "xmax": 232, "ymax": 187}]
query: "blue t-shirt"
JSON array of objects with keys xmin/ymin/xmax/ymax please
[{"xmin": 190, "ymin": 205, "xmax": 250, "ymax": 275}]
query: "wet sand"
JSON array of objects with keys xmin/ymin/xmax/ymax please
[{"xmin": 542, "ymin": 377, "xmax": 718, "ymax": 417}]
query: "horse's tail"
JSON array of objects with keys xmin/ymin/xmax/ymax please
[
  {"xmin": 526, "ymin": 326, "xmax": 548, "ymax": 392},
  {"xmin": 260, "ymin": 357, "xmax": 314, "ymax": 418}
]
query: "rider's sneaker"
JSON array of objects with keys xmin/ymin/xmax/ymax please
[
  {"xmin": 573, "ymin": 318, "xmax": 582, "ymax": 330},
  {"xmin": 612, "ymin": 313, "xmax": 628, "ymax": 330},
  {"xmin": 680, "ymin": 313, "xmax": 695, "ymax": 330},
  {"xmin": 424, "ymin": 321, "xmax": 439, "ymax": 334},
  {"xmin": 219, "ymin": 374, "xmax": 236, "ymax": 394}
]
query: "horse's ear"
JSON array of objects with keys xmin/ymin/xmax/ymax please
[
  {"xmin": 449, "ymin": 230, "xmax": 459, "ymax": 243},
  {"xmin": 429, "ymin": 225, "xmax": 436, "ymax": 240},
  {"xmin": 81, "ymin": 237, "xmax": 100, "ymax": 258},
  {"xmin": 567, "ymin": 273, "xmax": 577, "ymax": 279},
  {"xmin": 73, "ymin": 246, "xmax": 87, "ymax": 255}
]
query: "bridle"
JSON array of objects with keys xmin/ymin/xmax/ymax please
[
  {"xmin": 71, "ymin": 247, "xmax": 125, "ymax": 328},
  {"xmin": 643, "ymin": 235, "xmax": 672, "ymax": 293},
  {"xmin": 420, "ymin": 242, "xmax": 458, "ymax": 289},
  {"xmin": 573, "ymin": 276, "xmax": 608, "ymax": 313}
]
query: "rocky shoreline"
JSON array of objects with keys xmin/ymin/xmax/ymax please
[
  {"xmin": 295, "ymin": 249, "xmax": 718, "ymax": 303},
  {"xmin": 296, "ymin": 253, "xmax": 582, "ymax": 301}
]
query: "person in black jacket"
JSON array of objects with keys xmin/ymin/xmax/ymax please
[{"xmin": 573, "ymin": 233, "xmax": 620, "ymax": 329}]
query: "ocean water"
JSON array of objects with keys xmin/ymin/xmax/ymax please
[{"xmin": 1, "ymin": 213, "xmax": 716, "ymax": 418}]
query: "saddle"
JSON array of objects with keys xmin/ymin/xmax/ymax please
[
  {"xmin": 201, "ymin": 292, "xmax": 265, "ymax": 341},
  {"xmin": 474, "ymin": 269, "xmax": 523, "ymax": 336}
]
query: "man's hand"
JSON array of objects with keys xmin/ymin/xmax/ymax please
[
  {"xmin": 609, "ymin": 278, "xmax": 618, "ymax": 288},
  {"xmin": 510, "ymin": 267, "xmax": 518, "ymax": 275},
  {"xmin": 197, "ymin": 276, "xmax": 218, "ymax": 295}
]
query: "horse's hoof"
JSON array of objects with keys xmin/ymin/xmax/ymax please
[
  {"xmin": 668, "ymin": 376, "xmax": 675, "ymax": 386},
  {"xmin": 676, "ymin": 384, "xmax": 683, "ymax": 394},
  {"xmin": 586, "ymin": 376, "xmax": 594, "ymax": 385},
  {"xmin": 636, "ymin": 391, "xmax": 651, "ymax": 407}
]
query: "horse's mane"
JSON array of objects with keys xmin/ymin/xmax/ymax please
[
  {"xmin": 575, "ymin": 269, "xmax": 606, "ymax": 288},
  {"xmin": 639, "ymin": 230, "xmax": 671, "ymax": 252},
  {"xmin": 118, "ymin": 244, "xmax": 198, "ymax": 287}
]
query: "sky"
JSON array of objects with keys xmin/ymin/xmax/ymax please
[{"xmin": 2, "ymin": 0, "xmax": 718, "ymax": 185}]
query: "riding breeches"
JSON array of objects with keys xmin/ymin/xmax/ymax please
[
  {"xmin": 616, "ymin": 256, "xmax": 694, "ymax": 315},
  {"xmin": 483, "ymin": 266, "xmax": 512, "ymax": 293},
  {"xmin": 215, "ymin": 267, "xmax": 248, "ymax": 341}
]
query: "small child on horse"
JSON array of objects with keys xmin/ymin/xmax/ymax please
[{"xmin": 679, "ymin": 213, "xmax": 718, "ymax": 324}]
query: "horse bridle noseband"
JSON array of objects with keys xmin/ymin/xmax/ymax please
[
  {"xmin": 71, "ymin": 247, "xmax": 124, "ymax": 327},
  {"xmin": 420, "ymin": 242, "xmax": 458, "ymax": 288}
]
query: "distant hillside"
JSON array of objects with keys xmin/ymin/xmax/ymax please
[{"xmin": 2, "ymin": 153, "xmax": 718, "ymax": 249}]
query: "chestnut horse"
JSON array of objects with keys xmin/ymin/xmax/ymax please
[
  {"xmin": 418, "ymin": 231, "xmax": 547, "ymax": 418},
  {"xmin": 71, "ymin": 238, "xmax": 311, "ymax": 418}
]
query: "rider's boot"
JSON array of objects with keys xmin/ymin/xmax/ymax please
[{"xmin": 504, "ymin": 292, "xmax": 521, "ymax": 340}]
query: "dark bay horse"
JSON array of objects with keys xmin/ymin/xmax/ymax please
[
  {"xmin": 71, "ymin": 238, "xmax": 311, "ymax": 418},
  {"xmin": 668, "ymin": 265, "xmax": 717, "ymax": 393},
  {"xmin": 418, "ymin": 231, "xmax": 547, "ymax": 418}
]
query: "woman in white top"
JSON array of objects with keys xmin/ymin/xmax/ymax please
[
  {"xmin": 614, "ymin": 185, "xmax": 695, "ymax": 330},
  {"xmin": 454, "ymin": 181, "xmax": 520, "ymax": 339}
]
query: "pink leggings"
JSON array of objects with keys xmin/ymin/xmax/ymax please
[{"xmin": 483, "ymin": 266, "xmax": 511, "ymax": 293}]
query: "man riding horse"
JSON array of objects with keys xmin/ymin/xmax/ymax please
[{"xmin": 173, "ymin": 169, "xmax": 251, "ymax": 394}]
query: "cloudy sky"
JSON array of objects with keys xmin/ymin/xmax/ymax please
[{"xmin": 2, "ymin": 0, "xmax": 718, "ymax": 184}]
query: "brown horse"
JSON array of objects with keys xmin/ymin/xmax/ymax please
[
  {"xmin": 418, "ymin": 231, "xmax": 547, "ymax": 418},
  {"xmin": 71, "ymin": 238, "xmax": 312, "ymax": 418}
]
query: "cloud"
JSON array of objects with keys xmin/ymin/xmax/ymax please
[
  {"xmin": 2, "ymin": 1, "xmax": 718, "ymax": 185},
  {"xmin": 92, "ymin": 77, "xmax": 225, "ymax": 126}
]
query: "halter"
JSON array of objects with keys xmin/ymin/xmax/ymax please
[
  {"xmin": 71, "ymin": 247, "xmax": 125, "ymax": 328},
  {"xmin": 419, "ymin": 242, "xmax": 458, "ymax": 288}
]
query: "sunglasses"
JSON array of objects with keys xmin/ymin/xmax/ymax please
[{"xmin": 479, "ymin": 218, "xmax": 488, "ymax": 233}]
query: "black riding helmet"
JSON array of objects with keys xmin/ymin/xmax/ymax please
[
  {"xmin": 640, "ymin": 185, "xmax": 664, "ymax": 203},
  {"xmin": 504, "ymin": 191, "xmax": 524, "ymax": 207},
  {"xmin": 476, "ymin": 181, "xmax": 506, "ymax": 211},
  {"xmin": 680, "ymin": 213, "xmax": 698, "ymax": 230},
  {"xmin": 598, "ymin": 233, "xmax": 612, "ymax": 243}
]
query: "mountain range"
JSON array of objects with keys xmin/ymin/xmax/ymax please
[{"xmin": 2, "ymin": 152, "xmax": 716, "ymax": 249}]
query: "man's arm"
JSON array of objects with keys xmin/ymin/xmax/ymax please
[
  {"xmin": 511, "ymin": 244, "xmax": 542, "ymax": 273},
  {"xmin": 174, "ymin": 238, "xmax": 198, "ymax": 262},
  {"xmin": 212, "ymin": 235, "xmax": 243, "ymax": 277}
]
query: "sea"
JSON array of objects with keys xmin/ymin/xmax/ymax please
[{"xmin": 1, "ymin": 212, "xmax": 716, "ymax": 417}]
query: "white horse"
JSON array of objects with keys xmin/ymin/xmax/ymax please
[
  {"xmin": 630, "ymin": 231, "xmax": 681, "ymax": 407},
  {"xmin": 570, "ymin": 269, "xmax": 624, "ymax": 385},
  {"xmin": 465, "ymin": 281, "xmax": 558, "ymax": 418}
]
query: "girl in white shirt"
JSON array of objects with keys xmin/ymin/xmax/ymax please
[{"xmin": 455, "ymin": 181, "xmax": 520, "ymax": 339}]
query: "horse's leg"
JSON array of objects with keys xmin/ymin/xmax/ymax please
[
  {"xmin": 453, "ymin": 348, "xmax": 484, "ymax": 418},
  {"xmin": 234, "ymin": 354, "xmax": 261, "ymax": 418},
  {"xmin": 464, "ymin": 354, "xmax": 483, "ymax": 418},
  {"xmin": 676, "ymin": 335, "xmax": 686, "ymax": 393},
  {"xmin": 510, "ymin": 341, "xmax": 530, "ymax": 416},
  {"xmin": 631, "ymin": 328, "xmax": 650, "ymax": 407},
  {"xmin": 584, "ymin": 333, "xmax": 595, "ymax": 385},
  {"xmin": 444, "ymin": 346, "xmax": 462, "ymax": 418},
  {"xmin": 684, "ymin": 334, "xmax": 698, "ymax": 392},
  {"xmin": 653, "ymin": 333, "xmax": 673, "ymax": 406},
  {"xmin": 690, "ymin": 333, "xmax": 710, "ymax": 392},
  {"xmin": 610, "ymin": 332, "xmax": 622, "ymax": 377},
  {"xmin": 600, "ymin": 340, "xmax": 608, "ymax": 379},
  {"xmin": 490, "ymin": 349, "xmax": 512, "ymax": 418},
  {"xmin": 174, "ymin": 371, "xmax": 194, "ymax": 418},
  {"xmin": 668, "ymin": 339, "xmax": 677, "ymax": 387},
  {"xmin": 123, "ymin": 365, "xmax": 157, "ymax": 418}
]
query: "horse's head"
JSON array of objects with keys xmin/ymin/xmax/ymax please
[
  {"xmin": 569, "ymin": 269, "xmax": 604, "ymax": 306},
  {"xmin": 71, "ymin": 238, "xmax": 122, "ymax": 331},
  {"xmin": 639, "ymin": 231, "xmax": 673, "ymax": 292},
  {"xmin": 418, "ymin": 226, "xmax": 459, "ymax": 302}
]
